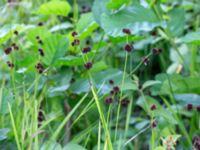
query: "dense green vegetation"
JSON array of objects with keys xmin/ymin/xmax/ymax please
[{"xmin": 0, "ymin": 0, "xmax": 200, "ymax": 149}]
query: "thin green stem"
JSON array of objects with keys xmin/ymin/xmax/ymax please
[
  {"xmin": 124, "ymin": 97, "xmax": 133, "ymax": 139},
  {"xmin": 8, "ymin": 103, "xmax": 21, "ymax": 150},
  {"xmin": 114, "ymin": 52, "xmax": 128, "ymax": 141},
  {"xmin": 90, "ymin": 83, "xmax": 113, "ymax": 150}
]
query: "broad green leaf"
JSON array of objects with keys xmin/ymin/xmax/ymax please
[
  {"xmin": 26, "ymin": 27, "xmax": 51, "ymax": 46},
  {"xmin": 50, "ymin": 22, "xmax": 73, "ymax": 32},
  {"xmin": 40, "ymin": 142, "xmax": 62, "ymax": 150},
  {"xmin": 160, "ymin": 75, "xmax": 200, "ymax": 95},
  {"xmin": 0, "ymin": 24, "xmax": 24, "ymax": 44},
  {"xmin": 151, "ymin": 74, "xmax": 200, "ymax": 95},
  {"xmin": 0, "ymin": 88, "xmax": 14, "ymax": 115},
  {"xmin": 56, "ymin": 56, "xmax": 84, "ymax": 66},
  {"xmin": 167, "ymin": 8, "xmax": 185, "ymax": 37},
  {"xmin": 106, "ymin": 0, "xmax": 130, "ymax": 9},
  {"xmin": 77, "ymin": 13, "xmax": 98, "ymax": 39},
  {"xmin": 35, "ymin": 1, "xmax": 71, "ymax": 16},
  {"xmin": 70, "ymin": 69, "xmax": 136, "ymax": 94},
  {"xmin": 41, "ymin": 34, "xmax": 69, "ymax": 66},
  {"xmin": 0, "ymin": 128, "xmax": 10, "ymax": 141},
  {"xmin": 174, "ymin": 94, "xmax": 200, "ymax": 106},
  {"xmin": 48, "ymin": 69, "xmax": 72, "ymax": 97},
  {"xmin": 180, "ymin": 31, "xmax": 200, "ymax": 45},
  {"xmin": 142, "ymin": 80, "xmax": 161, "ymax": 90},
  {"xmin": 101, "ymin": 5, "xmax": 165, "ymax": 37},
  {"xmin": 155, "ymin": 110, "xmax": 178, "ymax": 124},
  {"xmin": 92, "ymin": 0, "xmax": 110, "ymax": 24},
  {"xmin": 90, "ymin": 61, "xmax": 108, "ymax": 73}
]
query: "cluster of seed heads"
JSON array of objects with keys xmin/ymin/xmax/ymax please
[
  {"xmin": 122, "ymin": 28, "xmax": 134, "ymax": 53},
  {"xmin": 7, "ymin": 61, "xmax": 14, "ymax": 68},
  {"xmin": 4, "ymin": 30, "xmax": 21, "ymax": 69},
  {"xmin": 105, "ymin": 80, "xmax": 130, "ymax": 106},
  {"xmin": 152, "ymin": 48, "xmax": 163, "ymax": 55},
  {"xmin": 4, "ymin": 47, "xmax": 12, "ymax": 55},
  {"xmin": 120, "ymin": 98, "xmax": 130, "ymax": 107},
  {"xmin": 142, "ymin": 57, "xmax": 150, "ymax": 66},
  {"xmin": 12, "ymin": 43, "xmax": 19, "ymax": 50},
  {"xmin": 122, "ymin": 28, "xmax": 131, "ymax": 35},
  {"xmin": 71, "ymin": 31, "xmax": 80, "ymax": 46},
  {"xmin": 36, "ymin": 36, "xmax": 43, "ymax": 45},
  {"xmin": 105, "ymin": 80, "xmax": 121, "ymax": 105},
  {"xmin": 4, "ymin": 44, "xmax": 19, "ymax": 55},
  {"xmin": 82, "ymin": 47, "xmax": 91, "ymax": 54},
  {"xmin": 35, "ymin": 63, "xmax": 44, "ymax": 74},
  {"xmin": 38, "ymin": 48, "xmax": 44, "ymax": 57},
  {"xmin": 193, "ymin": 135, "xmax": 200, "ymax": 149},
  {"xmin": 71, "ymin": 31, "xmax": 93, "ymax": 70},
  {"xmin": 84, "ymin": 61, "xmax": 92, "ymax": 70}
]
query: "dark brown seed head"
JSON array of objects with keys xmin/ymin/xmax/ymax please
[
  {"xmin": 38, "ymin": 48, "xmax": 44, "ymax": 56},
  {"xmin": 36, "ymin": 36, "xmax": 40, "ymax": 40},
  {"xmin": 150, "ymin": 104, "xmax": 157, "ymax": 111},
  {"xmin": 142, "ymin": 57, "xmax": 150, "ymax": 66},
  {"xmin": 109, "ymin": 80, "xmax": 114, "ymax": 85},
  {"xmin": 71, "ymin": 41, "xmax": 75, "ymax": 46},
  {"xmin": 152, "ymin": 48, "xmax": 163, "ymax": 55},
  {"xmin": 124, "ymin": 44, "xmax": 133, "ymax": 52},
  {"xmin": 72, "ymin": 31, "xmax": 78, "ymax": 37},
  {"xmin": 151, "ymin": 120, "xmax": 157, "ymax": 128},
  {"xmin": 113, "ymin": 86, "xmax": 120, "ymax": 94},
  {"xmin": 38, "ymin": 40, "xmax": 43, "ymax": 45},
  {"xmin": 197, "ymin": 106, "xmax": 200, "ymax": 112},
  {"xmin": 105, "ymin": 97, "xmax": 113, "ymax": 105},
  {"xmin": 158, "ymin": 48, "xmax": 163, "ymax": 53},
  {"xmin": 4, "ymin": 47, "xmax": 12, "ymax": 55},
  {"xmin": 38, "ymin": 69, "xmax": 43, "ymax": 74},
  {"xmin": 7, "ymin": 61, "xmax": 14, "ymax": 68},
  {"xmin": 152, "ymin": 48, "xmax": 159, "ymax": 55},
  {"xmin": 122, "ymin": 28, "xmax": 131, "ymax": 34},
  {"xmin": 14, "ymin": 30, "xmax": 18, "ymax": 35},
  {"xmin": 193, "ymin": 135, "xmax": 200, "ymax": 149},
  {"xmin": 86, "ymin": 40, "xmax": 90, "ymax": 45},
  {"xmin": 38, "ymin": 22, "xmax": 43, "ymax": 26},
  {"xmin": 14, "ymin": 46, "xmax": 19, "ymax": 50},
  {"xmin": 82, "ymin": 47, "xmax": 91, "ymax": 54},
  {"xmin": 187, "ymin": 104, "xmax": 193, "ymax": 111},
  {"xmin": 11, "ymin": 43, "xmax": 16, "ymax": 47},
  {"xmin": 73, "ymin": 39, "xmax": 80, "ymax": 46},
  {"xmin": 84, "ymin": 61, "xmax": 93, "ymax": 70},
  {"xmin": 120, "ymin": 98, "xmax": 130, "ymax": 107},
  {"xmin": 150, "ymin": 30, "xmax": 157, "ymax": 36},
  {"xmin": 35, "ymin": 63, "xmax": 44, "ymax": 73},
  {"xmin": 110, "ymin": 90, "xmax": 115, "ymax": 95},
  {"xmin": 35, "ymin": 63, "xmax": 44, "ymax": 69}
]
